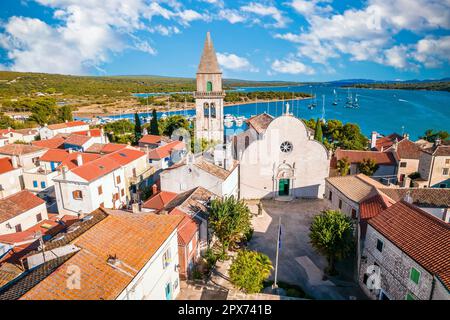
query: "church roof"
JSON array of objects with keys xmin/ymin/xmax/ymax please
[
  {"xmin": 197, "ymin": 32, "xmax": 222, "ymax": 74},
  {"xmin": 246, "ymin": 113, "xmax": 274, "ymax": 134}
]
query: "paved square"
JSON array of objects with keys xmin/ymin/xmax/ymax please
[{"xmin": 247, "ymin": 199, "xmax": 366, "ymax": 300}]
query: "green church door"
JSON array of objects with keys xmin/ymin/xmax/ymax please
[{"xmin": 278, "ymin": 179, "xmax": 290, "ymax": 196}]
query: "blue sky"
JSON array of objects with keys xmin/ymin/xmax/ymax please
[{"xmin": 0, "ymin": 0, "xmax": 449, "ymax": 81}]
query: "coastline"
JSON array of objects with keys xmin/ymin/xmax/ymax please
[{"xmin": 72, "ymin": 96, "xmax": 311, "ymax": 119}]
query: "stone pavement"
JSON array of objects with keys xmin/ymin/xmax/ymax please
[{"xmin": 247, "ymin": 199, "xmax": 368, "ymax": 300}]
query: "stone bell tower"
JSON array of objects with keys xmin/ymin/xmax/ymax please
[{"xmin": 194, "ymin": 32, "xmax": 225, "ymax": 144}]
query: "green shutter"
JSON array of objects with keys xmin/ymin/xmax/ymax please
[
  {"xmin": 207, "ymin": 81, "xmax": 212, "ymax": 92},
  {"xmin": 410, "ymin": 268, "xmax": 420, "ymax": 284},
  {"xmin": 406, "ymin": 293, "xmax": 415, "ymax": 300}
]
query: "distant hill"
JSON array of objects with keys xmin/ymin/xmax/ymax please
[{"xmin": 0, "ymin": 71, "xmax": 302, "ymax": 99}]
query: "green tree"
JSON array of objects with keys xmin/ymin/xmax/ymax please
[
  {"xmin": 314, "ymin": 118, "xmax": 323, "ymax": 142},
  {"xmin": 229, "ymin": 250, "xmax": 273, "ymax": 294},
  {"xmin": 358, "ymin": 158, "xmax": 379, "ymax": 176},
  {"xmin": 337, "ymin": 157, "xmax": 350, "ymax": 176},
  {"xmin": 309, "ymin": 210, "xmax": 354, "ymax": 276},
  {"xmin": 150, "ymin": 109, "xmax": 159, "ymax": 135},
  {"xmin": 159, "ymin": 115, "xmax": 190, "ymax": 137},
  {"xmin": 134, "ymin": 112, "xmax": 142, "ymax": 144},
  {"xmin": 58, "ymin": 105, "xmax": 73, "ymax": 122},
  {"xmin": 0, "ymin": 113, "xmax": 14, "ymax": 129},
  {"xmin": 209, "ymin": 196, "xmax": 252, "ymax": 255},
  {"xmin": 29, "ymin": 104, "xmax": 58, "ymax": 125}
]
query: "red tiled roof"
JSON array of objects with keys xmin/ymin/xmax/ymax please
[
  {"xmin": 368, "ymin": 201, "xmax": 450, "ymax": 289},
  {"xmin": 63, "ymin": 134, "xmax": 92, "ymax": 146},
  {"xmin": 375, "ymin": 133, "xmax": 403, "ymax": 151},
  {"xmin": 32, "ymin": 137, "xmax": 66, "ymax": 149},
  {"xmin": 46, "ymin": 121, "xmax": 86, "ymax": 130},
  {"xmin": 142, "ymin": 191, "xmax": 178, "ymax": 211},
  {"xmin": 246, "ymin": 113, "xmax": 274, "ymax": 134},
  {"xmin": 139, "ymin": 135, "xmax": 162, "ymax": 144},
  {"xmin": 40, "ymin": 149, "xmax": 69, "ymax": 162},
  {"xmin": 148, "ymin": 140, "xmax": 185, "ymax": 160},
  {"xmin": 70, "ymin": 156, "xmax": 122, "ymax": 182},
  {"xmin": 360, "ymin": 192, "xmax": 395, "ymax": 220},
  {"xmin": 85, "ymin": 143, "xmax": 128, "ymax": 154},
  {"xmin": 0, "ymin": 157, "xmax": 15, "ymax": 174},
  {"xmin": 384, "ymin": 139, "xmax": 422, "ymax": 160},
  {"xmin": 59, "ymin": 152, "xmax": 101, "ymax": 170},
  {"xmin": 169, "ymin": 208, "xmax": 198, "ymax": 246},
  {"xmin": 72, "ymin": 129, "xmax": 102, "ymax": 137},
  {"xmin": 20, "ymin": 211, "xmax": 183, "ymax": 300},
  {"xmin": 0, "ymin": 219, "xmax": 62, "ymax": 245},
  {"xmin": 335, "ymin": 149, "xmax": 397, "ymax": 166},
  {"xmin": 105, "ymin": 148, "xmax": 146, "ymax": 166},
  {"xmin": 0, "ymin": 191, "xmax": 45, "ymax": 224},
  {"xmin": 0, "ymin": 144, "xmax": 46, "ymax": 156}
]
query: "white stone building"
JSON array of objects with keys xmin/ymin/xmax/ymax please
[
  {"xmin": 0, "ymin": 190, "xmax": 49, "ymax": 235},
  {"xmin": 38, "ymin": 120, "xmax": 89, "ymax": 140},
  {"xmin": 160, "ymin": 154, "xmax": 238, "ymax": 198},
  {"xmin": 0, "ymin": 144, "xmax": 47, "ymax": 170},
  {"xmin": 0, "ymin": 157, "xmax": 23, "ymax": 199},
  {"xmin": 236, "ymin": 110, "xmax": 330, "ymax": 200},
  {"xmin": 415, "ymin": 143, "xmax": 450, "ymax": 188},
  {"xmin": 360, "ymin": 200, "xmax": 450, "ymax": 300}
]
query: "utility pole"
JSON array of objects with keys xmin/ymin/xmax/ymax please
[{"xmin": 273, "ymin": 216, "xmax": 282, "ymax": 290}]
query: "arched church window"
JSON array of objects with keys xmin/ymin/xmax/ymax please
[
  {"xmin": 245, "ymin": 136, "xmax": 249, "ymax": 148},
  {"xmin": 210, "ymin": 103, "xmax": 216, "ymax": 118},
  {"xmin": 203, "ymin": 102, "xmax": 210, "ymax": 118},
  {"xmin": 207, "ymin": 81, "xmax": 213, "ymax": 92}
]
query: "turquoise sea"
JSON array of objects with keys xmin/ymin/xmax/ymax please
[{"xmin": 89, "ymin": 85, "xmax": 450, "ymax": 140}]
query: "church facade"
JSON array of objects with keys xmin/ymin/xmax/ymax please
[{"xmin": 236, "ymin": 109, "xmax": 330, "ymax": 200}]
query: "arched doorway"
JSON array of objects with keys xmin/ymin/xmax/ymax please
[{"xmin": 275, "ymin": 163, "xmax": 295, "ymax": 199}]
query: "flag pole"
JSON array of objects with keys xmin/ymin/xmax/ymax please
[{"xmin": 273, "ymin": 216, "xmax": 281, "ymax": 289}]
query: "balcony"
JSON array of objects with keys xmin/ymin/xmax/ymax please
[{"xmin": 193, "ymin": 91, "xmax": 226, "ymax": 98}]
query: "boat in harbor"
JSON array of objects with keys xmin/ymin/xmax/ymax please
[
  {"xmin": 234, "ymin": 115, "xmax": 246, "ymax": 127},
  {"xmin": 332, "ymin": 89, "xmax": 338, "ymax": 105},
  {"xmin": 353, "ymin": 94, "xmax": 360, "ymax": 108},
  {"xmin": 345, "ymin": 88, "xmax": 354, "ymax": 108}
]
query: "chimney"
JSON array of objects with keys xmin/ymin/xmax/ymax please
[
  {"xmin": 435, "ymin": 138, "xmax": 442, "ymax": 147},
  {"xmin": 442, "ymin": 208, "xmax": 449, "ymax": 223},
  {"xmin": 151, "ymin": 184, "xmax": 158, "ymax": 195},
  {"xmin": 11, "ymin": 156, "xmax": 18, "ymax": 169},
  {"xmin": 87, "ymin": 130, "xmax": 91, "ymax": 137},
  {"xmin": 61, "ymin": 165, "xmax": 69, "ymax": 180},
  {"xmin": 131, "ymin": 202, "xmax": 140, "ymax": 214},
  {"xmin": 370, "ymin": 131, "xmax": 377, "ymax": 149},
  {"xmin": 76, "ymin": 154, "xmax": 83, "ymax": 166}
]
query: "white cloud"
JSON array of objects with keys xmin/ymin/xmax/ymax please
[
  {"xmin": 276, "ymin": 0, "xmax": 450, "ymax": 70},
  {"xmin": 217, "ymin": 53, "xmax": 259, "ymax": 72},
  {"xmin": 218, "ymin": 9, "xmax": 246, "ymax": 24},
  {"xmin": 241, "ymin": 2, "xmax": 290, "ymax": 28},
  {"xmin": 413, "ymin": 36, "xmax": 450, "ymax": 68},
  {"xmin": 271, "ymin": 58, "xmax": 315, "ymax": 75},
  {"xmin": 178, "ymin": 9, "xmax": 209, "ymax": 26}
]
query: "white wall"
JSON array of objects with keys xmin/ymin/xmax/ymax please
[
  {"xmin": 0, "ymin": 168, "xmax": 23, "ymax": 199},
  {"xmin": 54, "ymin": 168, "xmax": 126, "ymax": 216},
  {"xmin": 0, "ymin": 202, "xmax": 48, "ymax": 235},
  {"xmin": 39, "ymin": 124, "xmax": 89, "ymax": 139},
  {"xmin": 23, "ymin": 169, "xmax": 58, "ymax": 193},
  {"xmin": 117, "ymin": 229, "xmax": 180, "ymax": 300}
]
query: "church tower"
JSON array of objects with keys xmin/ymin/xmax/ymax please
[{"xmin": 194, "ymin": 32, "xmax": 225, "ymax": 144}]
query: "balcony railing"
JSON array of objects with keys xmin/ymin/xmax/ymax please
[{"xmin": 193, "ymin": 91, "xmax": 226, "ymax": 98}]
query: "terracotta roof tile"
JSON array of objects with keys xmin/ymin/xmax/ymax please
[
  {"xmin": 39, "ymin": 149, "xmax": 69, "ymax": 162},
  {"xmin": 105, "ymin": 148, "xmax": 146, "ymax": 166},
  {"xmin": 20, "ymin": 211, "xmax": 183, "ymax": 300},
  {"xmin": 58, "ymin": 152, "xmax": 101, "ymax": 170},
  {"xmin": 142, "ymin": 191, "xmax": 178, "ymax": 211},
  {"xmin": 246, "ymin": 113, "xmax": 274, "ymax": 134},
  {"xmin": 379, "ymin": 188, "xmax": 450, "ymax": 208},
  {"xmin": 0, "ymin": 191, "xmax": 45, "ymax": 224},
  {"xmin": 46, "ymin": 121, "xmax": 86, "ymax": 130},
  {"xmin": 85, "ymin": 143, "xmax": 128, "ymax": 154},
  {"xmin": 32, "ymin": 137, "xmax": 66, "ymax": 149},
  {"xmin": 0, "ymin": 157, "xmax": 15, "ymax": 174},
  {"xmin": 72, "ymin": 129, "xmax": 102, "ymax": 137},
  {"xmin": 326, "ymin": 174, "xmax": 386, "ymax": 203},
  {"xmin": 193, "ymin": 158, "xmax": 238, "ymax": 180},
  {"xmin": 69, "ymin": 156, "xmax": 122, "ymax": 182},
  {"xmin": 375, "ymin": 133, "xmax": 403, "ymax": 151},
  {"xmin": 0, "ymin": 144, "xmax": 46, "ymax": 156},
  {"xmin": 63, "ymin": 134, "xmax": 92, "ymax": 147},
  {"xmin": 148, "ymin": 141, "xmax": 185, "ymax": 160},
  {"xmin": 368, "ymin": 201, "xmax": 450, "ymax": 289},
  {"xmin": 335, "ymin": 149, "xmax": 397, "ymax": 166},
  {"xmin": 139, "ymin": 135, "xmax": 162, "ymax": 144},
  {"xmin": 169, "ymin": 208, "xmax": 198, "ymax": 246}
]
